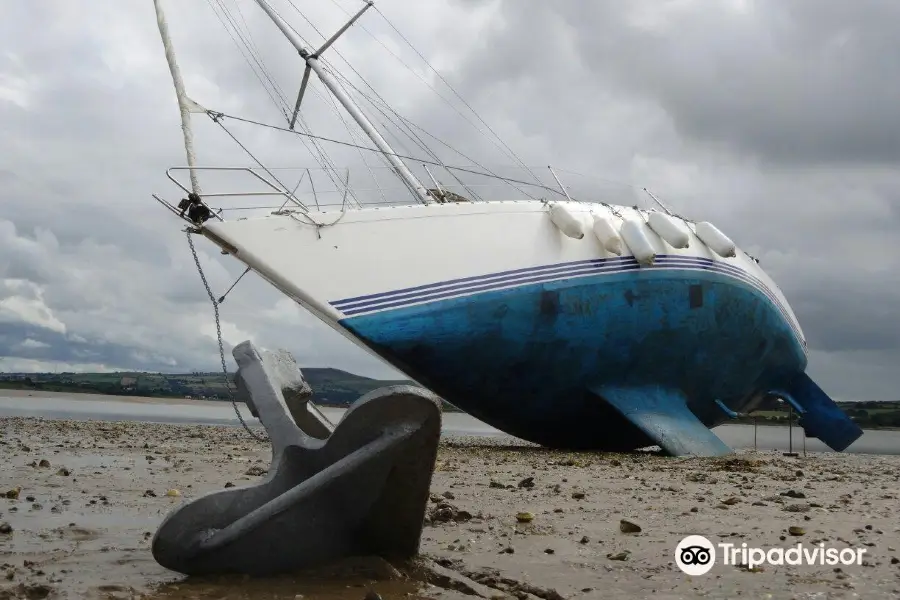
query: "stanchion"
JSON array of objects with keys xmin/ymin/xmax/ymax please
[{"xmin": 783, "ymin": 404, "xmax": 799, "ymax": 457}]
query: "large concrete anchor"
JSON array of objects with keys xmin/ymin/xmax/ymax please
[{"xmin": 151, "ymin": 340, "xmax": 442, "ymax": 576}]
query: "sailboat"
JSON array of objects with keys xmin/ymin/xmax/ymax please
[{"xmin": 151, "ymin": 0, "xmax": 863, "ymax": 456}]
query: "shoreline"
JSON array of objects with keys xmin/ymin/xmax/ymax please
[
  {"xmin": 0, "ymin": 388, "xmax": 225, "ymax": 407},
  {"xmin": 0, "ymin": 389, "xmax": 892, "ymax": 433},
  {"xmin": 2, "ymin": 416, "xmax": 900, "ymax": 599},
  {"xmin": 0, "ymin": 389, "xmax": 465, "ymax": 414}
]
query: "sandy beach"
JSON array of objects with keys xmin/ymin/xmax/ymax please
[{"xmin": 2, "ymin": 416, "xmax": 899, "ymax": 600}]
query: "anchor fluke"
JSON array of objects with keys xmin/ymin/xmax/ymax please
[{"xmin": 151, "ymin": 341, "xmax": 442, "ymax": 576}]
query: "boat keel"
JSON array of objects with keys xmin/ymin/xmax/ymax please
[
  {"xmin": 770, "ymin": 372, "xmax": 863, "ymax": 452},
  {"xmin": 151, "ymin": 341, "xmax": 442, "ymax": 576},
  {"xmin": 588, "ymin": 384, "xmax": 733, "ymax": 457}
]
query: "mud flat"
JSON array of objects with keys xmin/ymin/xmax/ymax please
[{"xmin": 1, "ymin": 417, "xmax": 899, "ymax": 600}]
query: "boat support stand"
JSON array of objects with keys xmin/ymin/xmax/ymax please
[{"xmin": 151, "ymin": 340, "xmax": 442, "ymax": 576}]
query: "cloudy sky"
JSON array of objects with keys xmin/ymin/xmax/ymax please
[{"xmin": 1, "ymin": 0, "xmax": 897, "ymax": 402}]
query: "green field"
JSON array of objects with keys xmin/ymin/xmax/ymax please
[
  {"xmin": 0, "ymin": 369, "xmax": 463, "ymax": 412},
  {"xmin": 731, "ymin": 401, "xmax": 900, "ymax": 429}
]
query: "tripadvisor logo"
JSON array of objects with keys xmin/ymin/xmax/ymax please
[
  {"xmin": 675, "ymin": 535, "xmax": 716, "ymax": 575},
  {"xmin": 675, "ymin": 535, "xmax": 867, "ymax": 575}
]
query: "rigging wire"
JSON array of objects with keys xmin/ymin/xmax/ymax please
[
  {"xmin": 229, "ymin": 0, "xmax": 268, "ymax": 64},
  {"xmin": 203, "ymin": 2, "xmax": 607, "ymax": 205},
  {"xmin": 210, "ymin": 0, "xmax": 359, "ymax": 202},
  {"xmin": 319, "ymin": 0, "xmax": 542, "ymax": 187},
  {"xmin": 206, "ymin": 109, "xmax": 570, "ymax": 199},
  {"xmin": 328, "ymin": 69, "xmax": 537, "ymax": 201},
  {"xmin": 214, "ymin": 0, "xmax": 528, "ymax": 203},
  {"xmin": 319, "ymin": 87, "xmax": 384, "ymax": 205},
  {"xmin": 280, "ymin": 0, "xmax": 536, "ymax": 200},
  {"xmin": 261, "ymin": 1, "xmax": 423, "ymax": 202},
  {"xmin": 261, "ymin": 1, "xmax": 419, "ymax": 198},
  {"xmin": 372, "ymin": 5, "xmax": 544, "ymax": 187},
  {"xmin": 327, "ymin": 70, "xmax": 488, "ymax": 201},
  {"xmin": 208, "ymin": 112, "xmax": 310, "ymax": 212},
  {"xmin": 299, "ymin": 67, "xmax": 390, "ymax": 207},
  {"xmin": 297, "ymin": 110, "xmax": 362, "ymax": 204},
  {"xmin": 315, "ymin": 34, "xmax": 534, "ymax": 198},
  {"xmin": 207, "ymin": 0, "xmax": 290, "ymax": 118}
]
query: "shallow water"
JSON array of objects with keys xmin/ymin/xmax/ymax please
[{"xmin": 2, "ymin": 394, "xmax": 898, "ymax": 455}]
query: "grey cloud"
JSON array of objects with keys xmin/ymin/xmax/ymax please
[
  {"xmin": 558, "ymin": 0, "xmax": 900, "ymax": 166},
  {"xmin": 1, "ymin": 0, "xmax": 898, "ymax": 401}
]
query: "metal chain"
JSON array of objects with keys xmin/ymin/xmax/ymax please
[{"xmin": 186, "ymin": 230, "xmax": 268, "ymax": 443}]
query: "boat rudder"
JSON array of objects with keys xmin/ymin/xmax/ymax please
[{"xmin": 768, "ymin": 372, "xmax": 863, "ymax": 452}]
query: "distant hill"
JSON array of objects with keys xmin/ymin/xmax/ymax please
[{"xmin": 0, "ymin": 369, "xmax": 461, "ymax": 411}]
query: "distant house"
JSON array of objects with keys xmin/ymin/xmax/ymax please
[{"xmin": 120, "ymin": 376, "xmax": 137, "ymax": 389}]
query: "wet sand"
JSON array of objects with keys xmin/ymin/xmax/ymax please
[{"xmin": 2, "ymin": 417, "xmax": 899, "ymax": 600}]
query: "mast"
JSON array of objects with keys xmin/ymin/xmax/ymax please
[
  {"xmin": 250, "ymin": 0, "xmax": 431, "ymax": 204},
  {"xmin": 152, "ymin": 0, "xmax": 202, "ymax": 196}
]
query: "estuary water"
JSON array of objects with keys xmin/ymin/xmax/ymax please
[{"xmin": 1, "ymin": 393, "xmax": 897, "ymax": 455}]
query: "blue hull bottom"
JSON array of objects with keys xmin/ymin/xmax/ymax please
[{"xmin": 338, "ymin": 268, "xmax": 857, "ymax": 453}]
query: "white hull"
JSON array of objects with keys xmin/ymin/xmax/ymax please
[{"xmin": 201, "ymin": 200, "xmax": 805, "ymax": 347}]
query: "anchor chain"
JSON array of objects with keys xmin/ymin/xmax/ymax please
[{"xmin": 186, "ymin": 230, "xmax": 268, "ymax": 443}]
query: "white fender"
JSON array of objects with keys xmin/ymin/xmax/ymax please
[
  {"xmin": 548, "ymin": 203, "xmax": 584, "ymax": 239},
  {"xmin": 647, "ymin": 211, "xmax": 690, "ymax": 249},
  {"xmin": 695, "ymin": 221, "xmax": 737, "ymax": 258},
  {"xmin": 591, "ymin": 214, "xmax": 623, "ymax": 255},
  {"xmin": 620, "ymin": 219, "xmax": 656, "ymax": 266}
]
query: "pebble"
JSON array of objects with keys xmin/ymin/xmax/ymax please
[
  {"xmin": 515, "ymin": 512, "xmax": 534, "ymax": 523},
  {"xmin": 781, "ymin": 490, "xmax": 806, "ymax": 498},
  {"xmin": 619, "ymin": 519, "xmax": 642, "ymax": 534}
]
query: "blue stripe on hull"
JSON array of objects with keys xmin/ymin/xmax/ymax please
[
  {"xmin": 330, "ymin": 254, "xmax": 806, "ymax": 353},
  {"xmin": 338, "ymin": 268, "xmax": 807, "ymax": 451}
]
